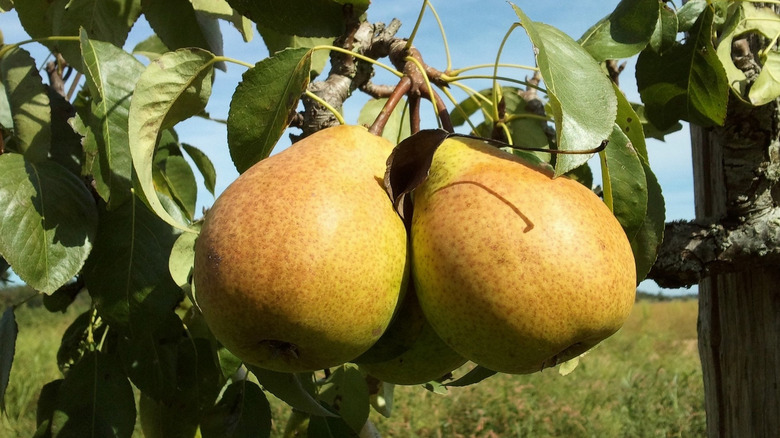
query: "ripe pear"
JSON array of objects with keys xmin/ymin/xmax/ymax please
[
  {"xmin": 356, "ymin": 285, "xmax": 467, "ymax": 385},
  {"xmin": 193, "ymin": 125, "xmax": 408, "ymax": 373},
  {"xmin": 411, "ymin": 136, "xmax": 636, "ymax": 374}
]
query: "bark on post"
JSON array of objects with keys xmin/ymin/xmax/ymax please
[{"xmin": 691, "ymin": 97, "xmax": 780, "ymax": 436}]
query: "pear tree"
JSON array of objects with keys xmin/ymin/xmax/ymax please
[{"xmin": 0, "ymin": 0, "xmax": 778, "ymax": 436}]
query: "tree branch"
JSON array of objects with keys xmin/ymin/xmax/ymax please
[
  {"xmin": 297, "ymin": 19, "xmax": 403, "ymax": 139},
  {"xmin": 648, "ymin": 208, "xmax": 780, "ymax": 289}
]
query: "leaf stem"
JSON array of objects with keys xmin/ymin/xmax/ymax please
[
  {"xmin": 505, "ymin": 113, "xmax": 553, "ymax": 123},
  {"xmin": 493, "ymin": 23, "xmax": 523, "ymax": 122},
  {"xmin": 497, "ymin": 122, "xmax": 514, "ymax": 145},
  {"xmin": 599, "ymin": 150, "xmax": 615, "ymax": 212},
  {"xmin": 448, "ymin": 63, "xmax": 539, "ymax": 76},
  {"xmin": 213, "ymin": 56, "xmax": 253, "ymax": 69},
  {"xmin": 406, "ymin": 0, "xmax": 429, "ymax": 50},
  {"xmin": 312, "ymin": 45, "xmax": 402, "ymax": 77},
  {"xmin": 438, "ymin": 86, "xmax": 481, "ymax": 133},
  {"xmin": 0, "ymin": 36, "xmax": 80, "ymax": 58},
  {"xmin": 304, "ymin": 90, "xmax": 346, "ymax": 125},
  {"xmin": 426, "ymin": 1, "xmax": 453, "ymax": 72},
  {"xmin": 442, "ymin": 74, "xmax": 547, "ymax": 93}
]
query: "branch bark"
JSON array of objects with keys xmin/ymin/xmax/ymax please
[
  {"xmin": 648, "ymin": 210, "xmax": 780, "ymax": 289},
  {"xmin": 297, "ymin": 19, "xmax": 403, "ymax": 139}
]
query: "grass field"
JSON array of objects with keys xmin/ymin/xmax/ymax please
[{"xmin": 1, "ymin": 292, "xmax": 704, "ymax": 437}]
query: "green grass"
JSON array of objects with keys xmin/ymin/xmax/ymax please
[
  {"xmin": 368, "ymin": 298, "xmax": 705, "ymax": 437},
  {"xmin": 1, "ymin": 294, "xmax": 704, "ymax": 437}
]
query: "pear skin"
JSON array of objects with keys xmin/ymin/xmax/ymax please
[
  {"xmin": 411, "ymin": 136, "xmax": 636, "ymax": 374},
  {"xmin": 193, "ymin": 125, "xmax": 408, "ymax": 373},
  {"xmin": 356, "ymin": 286, "xmax": 467, "ymax": 385}
]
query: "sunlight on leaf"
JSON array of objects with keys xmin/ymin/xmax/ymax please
[
  {"xmin": 0, "ymin": 47, "xmax": 51, "ymax": 162},
  {"xmin": 227, "ymin": 47, "xmax": 311, "ymax": 173},
  {"xmin": 128, "ymin": 48, "xmax": 215, "ymax": 231},
  {"xmin": 512, "ymin": 4, "xmax": 617, "ymax": 176},
  {"xmin": 0, "ymin": 154, "xmax": 97, "ymax": 294}
]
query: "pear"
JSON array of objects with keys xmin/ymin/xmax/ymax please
[
  {"xmin": 356, "ymin": 285, "xmax": 467, "ymax": 385},
  {"xmin": 411, "ymin": 136, "xmax": 636, "ymax": 374},
  {"xmin": 193, "ymin": 125, "xmax": 408, "ymax": 373}
]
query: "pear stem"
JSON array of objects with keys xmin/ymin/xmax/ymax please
[
  {"xmin": 369, "ymin": 76, "xmax": 412, "ymax": 136},
  {"xmin": 410, "ymin": 95, "xmax": 422, "ymax": 134}
]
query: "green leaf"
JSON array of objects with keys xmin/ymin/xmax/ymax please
[
  {"xmin": 0, "ymin": 306, "xmax": 17, "ymax": 413},
  {"xmin": 750, "ymin": 51, "xmax": 780, "ymax": 105},
  {"xmin": 190, "ymin": 0, "xmax": 254, "ymax": 42},
  {"xmin": 630, "ymin": 161, "xmax": 665, "ymax": 283},
  {"xmin": 0, "ymin": 80, "xmax": 12, "ymax": 130},
  {"xmin": 445, "ymin": 365, "xmax": 497, "ymax": 387},
  {"xmin": 715, "ymin": 3, "xmax": 780, "ymax": 105},
  {"xmin": 630, "ymin": 103, "xmax": 683, "ymax": 140},
  {"xmin": 154, "ymin": 137, "xmax": 198, "ymax": 221},
  {"xmin": 613, "ymin": 82, "xmax": 648, "ymax": 162},
  {"xmin": 226, "ymin": 0, "xmax": 348, "ymax": 38},
  {"xmin": 15, "ymin": 0, "xmax": 55, "ymax": 39},
  {"xmin": 169, "ymin": 230, "xmax": 198, "ymax": 290},
  {"xmin": 42, "ymin": 283, "xmax": 82, "ymax": 313},
  {"xmin": 579, "ymin": 0, "xmax": 659, "ymax": 61},
  {"xmin": 307, "ymin": 412, "xmax": 360, "ymax": 438},
  {"xmin": 192, "ymin": 0, "xmax": 234, "ymax": 16},
  {"xmin": 676, "ymin": 0, "xmax": 707, "ymax": 32},
  {"xmin": 201, "ymin": 380, "xmax": 272, "ymax": 438},
  {"xmin": 132, "ymin": 35, "xmax": 170, "ymax": 62},
  {"xmin": 0, "ymin": 154, "xmax": 97, "ymax": 294},
  {"xmin": 368, "ymin": 381, "xmax": 394, "ymax": 418},
  {"xmin": 135, "ymin": 335, "xmax": 222, "ymax": 435},
  {"xmin": 50, "ymin": 351, "xmax": 136, "ymax": 438},
  {"xmin": 358, "ymin": 98, "xmax": 411, "ymax": 144},
  {"xmin": 80, "ymin": 31, "xmax": 145, "ymax": 209},
  {"xmin": 318, "ymin": 364, "xmax": 370, "ymax": 433},
  {"xmin": 449, "ymin": 89, "xmax": 491, "ymax": 128},
  {"xmin": 128, "ymin": 48, "xmax": 215, "ymax": 231},
  {"xmin": 56, "ymin": 311, "xmax": 94, "ymax": 372},
  {"xmin": 257, "ymin": 23, "xmax": 332, "ymax": 77},
  {"xmin": 558, "ymin": 355, "xmax": 580, "ymax": 376},
  {"xmin": 50, "ymin": 0, "xmax": 143, "ymax": 70},
  {"xmin": 649, "ymin": 3, "xmax": 678, "ymax": 54},
  {"xmin": 422, "ymin": 380, "xmax": 448, "ymax": 394},
  {"xmin": 512, "ymin": 4, "xmax": 617, "ymax": 176},
  {"xmin": 247, "ymin": 366, "xmax": 337, "ymax": 417},
  {"xmin": 218, "ymin": 347, "xmax": 243, "ymax": 380},
  {"xmin": 83, "ymin": 193, "xmax": 181, "ymax": 333},
  {"xmin": 138, "ymin": 392, "xmax": 199, "ymax": 438},
  {"xmin": 47, "ymin": 89, "xmax": 83, "ymax": 177},
  {"xmin": 636, "ymin": 7, "xmax": 728, "ymax": 129},
  {"xmin": 182, "ymin": 143, "xmax": 217, "ymax": 196},
  {"xmin": 0, "ymin": 47, "xmax": 51, "ymax": 162},
  {"xmin": 34, "ymin": 379, "xmax": 63, "ymax": 438},
  {"xmin": 227, "ymin": 47, "xmax": 311, "ymax": 173},
  {"xmin": 497, "ymin": 89, "xmax": 551, "ymax": 160},
  {"xmin": 142, "ymin": 0, "xmax": 225, "ymax": 69},
  {"xmin": 600, "ymin": 125, "xmax": 648, "ymax": 242},
  {"xmin": 122, "ymin": 318, "xmax": 223, "ymax": 416}
]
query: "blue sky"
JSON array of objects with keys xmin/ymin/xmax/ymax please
[{"xmin": 0, "ymin": 1, "xmax": 696, "ymax": 294}]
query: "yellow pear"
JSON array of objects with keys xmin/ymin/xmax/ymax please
[
  {"xmin": 411, "ymin": 136, "xmax": 636, "ymax": 374},
  {"xmin": 356, "ymin": 286, "xmax": 467, "ymax": 385},
  {"xmin": 193, "ymin": 125, "xmax": 408, "ymax": 373}
]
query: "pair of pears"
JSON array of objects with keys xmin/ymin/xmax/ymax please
[{"xmin": 193, "ymin": 124, "xmax": 636, "ymax": 383}]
